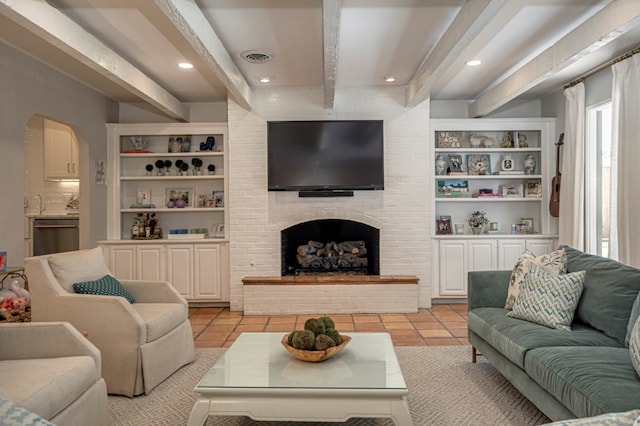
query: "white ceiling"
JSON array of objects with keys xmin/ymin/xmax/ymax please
[{"xmin": 0, "ymin": 0, "xmax": 638, "ymax": 120}]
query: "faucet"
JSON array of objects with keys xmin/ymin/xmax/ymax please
[{"xmin": 34, "ymin": 194, "xmax": 45, "ymax": 215}]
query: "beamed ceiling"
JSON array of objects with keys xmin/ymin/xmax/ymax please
[{"xmin": 0, "ymin": 0, "xmax": 638, "ymax": 121}]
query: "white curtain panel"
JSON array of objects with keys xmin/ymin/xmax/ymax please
[
  {"xmin": 611, "ymin": 54, "xmax": 640, "ymax": 267},
  {"xmin": 560, "ymin": 83, "xmax": 585, "ymax": 250}
]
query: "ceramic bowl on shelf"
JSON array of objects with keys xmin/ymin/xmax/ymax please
[{"xmin": 281, "ymin": 334, "xmax": 351, "ymax": 362}]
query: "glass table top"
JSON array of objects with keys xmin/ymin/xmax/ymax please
[{"xmin": 196, "ymin": 332, "xmax": 407, "ymax": 390}]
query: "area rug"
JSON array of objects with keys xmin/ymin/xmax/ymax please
[{"xmin": 109, "ymin": 346, "xmax": 550, "ymax": 426}]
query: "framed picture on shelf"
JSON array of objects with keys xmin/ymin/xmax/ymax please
[
  {"xmin": 213, "ymin": 191, "xmax": 224, "ymax": 207},
  {"xmin": 165, "ymin": 187, "xmax": 193, "ymax": 208},
  {"xmin": 524, "ymin": 180, "xmax": 542, "ymax": 198},
  {"xmin": 136, "ymin": 189, "xmax": 151, "ymax": 206},
  {"xmin": 466, "ymin": 154, "xmax": 491, "ymax": 175},
  {"xmin": 520, "ymin": 218, "xmax": 535, "ymax": 234},
  {"xmin": 437, "ymin": 180, "xmax": 469, "ymax": 196},
  {"xmin": 501, "ymin": 183, "xmax": 522, "ymax": 198},
  {"xmin": 214, "ymin": 224, "xmax": 225, "ymax": 238},
  {"xmin": 437, "ymin": 131, "xmax": 462, "ymax": 148},
  {"xmin": 436, "ymin": 219, "xmax": 452, "ymax": 235},
  {"xmin": 447, "ymin": 154, "xmax": 465, "ymax": 173}
]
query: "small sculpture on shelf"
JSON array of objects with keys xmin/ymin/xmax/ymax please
[
  {"xmin": 207, "ymin": 164, "xmax": 216, "ymax": 175},
  {"xmin": 145, "ymin": 164, "xmax": 153, "ymax": 176},
  {"xmin": 191, "ymin": 158, "xmax": 203, "ymax": 175},
  {"xmin": 129, "ymin": 136, "xmax": 150, "ymax": 152},
  {"xmin": 199, "ymin": 136, "xmax": 215, "ymax": 151},
  {"xmin": 154, "ymin": 160, "xmax": 165, "ymax": 176},
  {"xmin": 163, "ymin": 160, "xmax": 173, "ymax": 176}
]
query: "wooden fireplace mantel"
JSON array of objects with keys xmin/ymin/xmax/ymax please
[
  {"xmin": 242, "ymin": 275, "xmax": 419, "ymax": 315},
  {"xmin": 242, "ymin": 275, "xmax": 419, "ymax": 285}
]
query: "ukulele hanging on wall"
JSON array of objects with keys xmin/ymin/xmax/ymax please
[{"xmin": 549, "ymin": 133, "xmax": 564, "ymax": 218}]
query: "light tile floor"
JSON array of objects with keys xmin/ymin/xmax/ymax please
[{"xmin": 189, "ymin": 304, "xmax": 469, "ymax": 348}]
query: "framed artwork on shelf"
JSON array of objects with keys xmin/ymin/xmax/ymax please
[
  {"xmin": 466, "ymin": 154, "xmax": 491, "ymax": 175},
  {"xmin": 437, "ymin": 131, "xmax": 462, "ymax": 148},
  {"xmin": 501, "ymin": 183, "xmax": 522, "ymax": 198},
  {"xmin": 213, "ymin": 191, "xmax": 224, "ymax": 207},
  {"xmin": 520, "ymin": 218, "xmax": 535, "ymax": 234},
  {"xmin": 165, "ymin": 187, "xmax": 193, "ymax": 208},
  {"xmin": 447, "ymin": 154, "xmax": 465, "ymax": 173},
  {"xmin": 437, "ymin": 180, "xmax": 469, "ymax": 196},
  {"xmin": 136, "ymin": 189, "xmax": 151, "ymax": 205},
  {"xmin": 214, "ymin": 224, "xmax": 225, "ymax": 238},
  {"xmin": 436, "ymin": 219, "xmax": 452, "ymax": 235},
  {"xmin": 524, "ymin": 180, "xmax": 542, "ymax": 198}
]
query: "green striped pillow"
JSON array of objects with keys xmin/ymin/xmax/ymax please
[{"xmin": 73, "ymin": 275, "xmax": 135, "ymax": 303}]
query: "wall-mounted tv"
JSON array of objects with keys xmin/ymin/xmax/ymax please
[{"xmin": 267, "ymin": 120, "xmax": 384, "ymax": 193}]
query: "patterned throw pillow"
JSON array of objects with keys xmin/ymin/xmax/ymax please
[
  {"xmin": 0, "ymin": 395, "xmax": 55, "ymax": 426},
  {"xmin": 631, "ymin": 317, "xmax": 640, "ymax": 379},
  {"xmin": 73, "ymin": 275, "xmax": 135, "ymax": 303},
  {"xmin": 505, "ymin": 248, "xmax": 567, "ymax": 309},
  {"xmin": 507, "ymin": 263, "xmax": 585, "ymax": 331}
]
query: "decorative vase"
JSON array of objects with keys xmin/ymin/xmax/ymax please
[
  {"xmin": 524, "ymin": 154, "xmax": 537, "ymax": 175},
  {"xmin": 435, "ymin": 155, "xmax": 447, "ymax": 175},
  {"xmin": 471, "ymin": 226, "xmax": 482, "ymax": 234}
]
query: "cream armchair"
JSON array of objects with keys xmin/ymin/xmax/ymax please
[
  {"xmin": 25, "ymin": 248, "xmax": 196, "ymax": 397},
  {"xmin": 0, "ymin": 322, "xmax": 109, "ymax": 425}
]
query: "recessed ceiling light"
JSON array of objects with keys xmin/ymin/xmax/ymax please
[
  {"xmin": 178, "ymin": 62, "xmax": 193, "ymax": 69},
  {"xmin": 466, "ymin": 59, "xmax": 482, "ymax": 66},
  {"xmin": 259, "ymin": 76, "xmax": 271, "ymax": 83},
  {"xmin": 384, "ymin": 76, "xmax": 396, "ymax": 83}
]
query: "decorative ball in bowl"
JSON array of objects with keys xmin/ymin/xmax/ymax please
[
  {"xmin": 281, "ymin": 334, "xmax": 351, "ymax": 362},
  {"xmin": 281, "ymin": 316, "xmax": 350, "ymax": 362}
]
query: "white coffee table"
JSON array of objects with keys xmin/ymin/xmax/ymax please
[{"xmin": 188, "ymin": 332, "xmax": 413, "ymax": 425}]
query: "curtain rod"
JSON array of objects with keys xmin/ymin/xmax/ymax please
[{"xmin": 564, "ymin": 46, "xmax": 640, "ymax": 90}]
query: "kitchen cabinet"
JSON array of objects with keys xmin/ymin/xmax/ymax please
[
  {"xmin": 44, "ymin": 118, "xmax": 79, "ymax": 180},
  {"xmin": 105, "ymin": 244, "xmax": 164, "ymax": 281}
]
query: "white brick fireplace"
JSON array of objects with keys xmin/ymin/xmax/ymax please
[{"xmin": 227, "ymin": 87, "xmax": 431, "ymax": 311}]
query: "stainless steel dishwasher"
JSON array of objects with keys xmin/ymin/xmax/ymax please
[{"xmin": 33, "ymin": 217, "xmax": 79, "ymax": 256}]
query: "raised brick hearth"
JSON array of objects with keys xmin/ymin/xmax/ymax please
[{"xmin": 242, "ymin": 275, "xmax": 419, "ymax": 315}]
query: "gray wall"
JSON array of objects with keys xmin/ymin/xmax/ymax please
[{"xmin": 1, "ymin": 42, "xmax": 118, "ymax": 264}]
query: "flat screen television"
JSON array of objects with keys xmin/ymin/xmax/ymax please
[{"xmin": 267, "ymin": 120, "xmax": 384, "ymax": 192}]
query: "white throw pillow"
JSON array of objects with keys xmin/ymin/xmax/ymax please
[
  {"xmin": 630, "ymin": 316, "xmax": 640, "ymax": 379},
  {"xmin": 48, "ymin": 247, "xmax": 111, "ymax": 293},
  {"xmin": 507, "ymin": 263, "xmax": 584, "ymax": 331},
  {"xmin": 505, "ymin": 248, "xmax": 567, "ymax": 309}
]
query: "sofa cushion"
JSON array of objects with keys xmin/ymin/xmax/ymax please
[
  {"xmin": 630, "ymin": 317, "xmax": 640, "ymax": 378},
  {"xmin": 544, "ymin": 409, "xmax": 640, "ymax": 425},
  {"xmin": 468, "ymin": 307, "xmax": 621, "ymax": 369},
  {"xmin": 0, "ymin": 395, "xmax": 55, "ymax": 425},
  {"xmin": 562, "ymin": 245, "xmax": 640, "ymax": 345},
  {"xmin": 73, "ymin": 275, "xmax": 135, "ymax": 303},
  {"xmin": 0, "ymin": 356, "xmax": 98, "ymax": 420},
  {"xmin": 525, "ymin": 346, "xmax": 640, "ymax": 419},
  {"xmin": 132, "ymin": 303, "xmax": 186, "ymax": 342},
  {"xmin": 507, "ymin": 264, "xmax": 585, "ymax": 331},
  {"xmin": 505, "ymin": 248, "xmax": 567, "ymax": 309},
  {"xmin": 48, "ymin": 247, "xmax": 111, "ymax": 293}
]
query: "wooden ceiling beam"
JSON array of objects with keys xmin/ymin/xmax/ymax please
[
  {"xmin": 469, "ymin": 0, "xmax": 640, "ymax": 117},
  {"xmin": 323, "ymin": 0, "xmax": 341, "ymax": 109},
  {"xmin": 406, "ymin": 0, "xmax": 506, "ymax": 108},
  {"xmin": 153, "ymin": 0, "xmax": 253, "ymax": 111},
  {"xmin": 0, "ymin": 0, "xmax": 189, "ymax": 121}
]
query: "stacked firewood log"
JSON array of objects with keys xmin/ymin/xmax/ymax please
[{"xmin": 296, "ymin": 240, "xmax": 368, "ymax": 270}]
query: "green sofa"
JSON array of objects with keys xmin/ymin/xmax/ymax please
[{"xmin": 467, "ymin": 245, "xmax": 640, "ymax": 421}]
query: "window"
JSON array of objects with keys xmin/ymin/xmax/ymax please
[{"xmin": 586, "ymin": 102, "xmax": 612, "ymax": 256}]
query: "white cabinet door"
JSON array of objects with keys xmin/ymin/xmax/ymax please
[
  {"xmin": 498, "ymin": 240, "xmax": 526, "ymax": 269},
  {"xmin": 194, "ymin": 244, "xmax": 222, "ymax": 300},
  {"xmin": 136, "ymin": 245, "xmax": 164, "ymax": 281},
  {"xmin": 468, "ymin": 240, "xmax": 497, "ymax": 271},
  {"xmin": 526, "ymin": 239, "xmax": 556, "ymax": 256},
  {"xmin": 438, "ymin": 240, "xmax": 467, "ymax": 296},
  {"xmin": 44, "ymin": 119, "xmax": 78, "ymax": 179},
  {"xmin": 107, "ymin": 245, "xmax": 136, "ymax": 280},
  {"xmin": 166, "ymin": 245, "xmax": 194, "ymax": 298}
]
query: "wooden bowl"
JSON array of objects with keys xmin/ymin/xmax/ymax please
[{"xmin": 281, "ymin": 334, "xmax": 351, "ymax": 362}]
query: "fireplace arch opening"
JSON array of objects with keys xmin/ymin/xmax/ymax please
[{"xmin": 280, "ymin": 219, "xmax": 380, "ymax": 276}]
